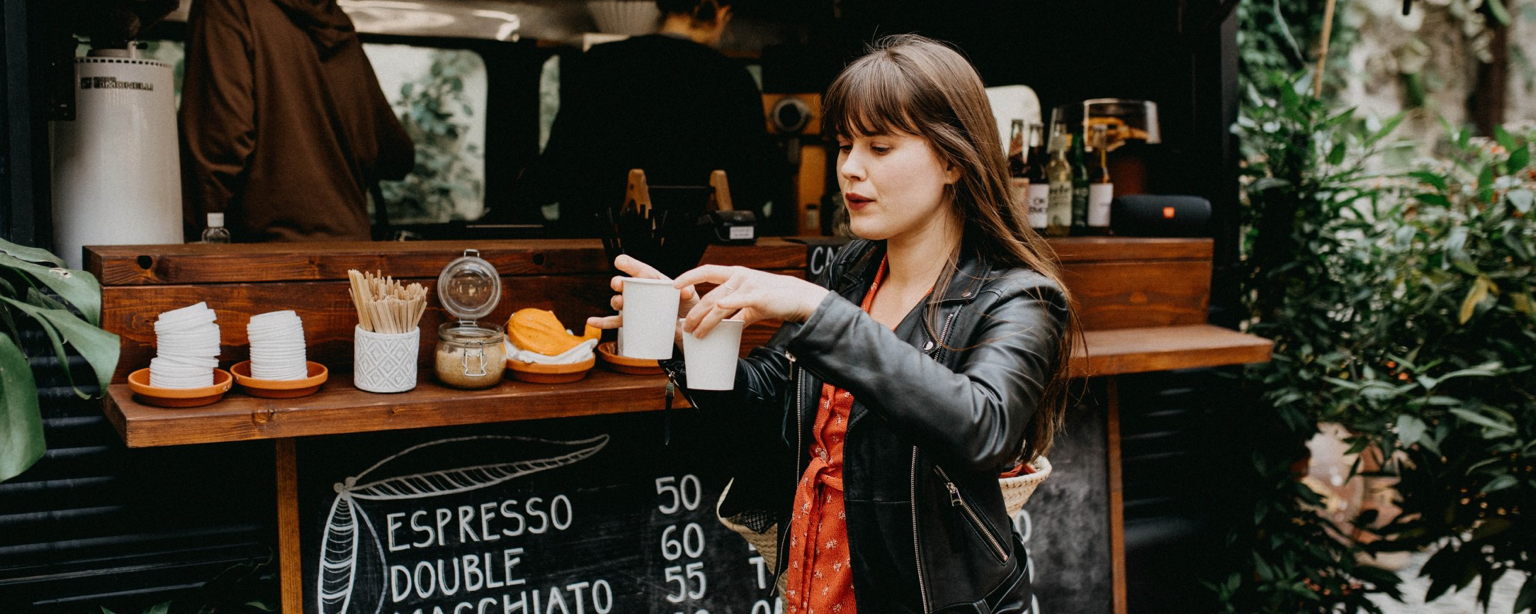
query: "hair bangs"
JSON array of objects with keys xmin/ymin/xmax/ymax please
[{"xmin": 823, "ymin": 55, "xmax": 923, "ymax": 140}]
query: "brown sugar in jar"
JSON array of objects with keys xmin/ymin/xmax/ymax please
[{"xmin": 435, "ymin": 322, "xmax": 506, "ymax": 389}]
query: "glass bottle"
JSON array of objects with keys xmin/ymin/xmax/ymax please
[
  {"xmin": 1024, "ymin": 123, "xmax": 1049, "ymax": 232},
  {"xmin": 1071, "ymin": 133, "xmax": 1090, "ymax": 235},
  {"xmin": 1044, "ymin": 124, "xmax": 1071, "ymax": 237},
  {"xmin": 200, "ymin": 212, "xmax": 231, "ymax": 244},
  {"xmin": 1088, "ymin": 124, "xmax": 1114, "ymax": 233},
  {"xmin": 1007, "ymin": 119, "xmax": 1030, "ymax": 221}
]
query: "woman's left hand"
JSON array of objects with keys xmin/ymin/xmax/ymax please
[{"xmin": 672, "ymin": 266, "xmax": 830, "ymax": 338}]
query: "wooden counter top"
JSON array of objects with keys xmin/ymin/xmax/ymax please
[
  {"xmin": 105, "ymin": 369, "xmax": 679, "ymax": 448},
  {"xmin": 104, "ymin": 324, "xmax": 1269, "ymax": 448}
]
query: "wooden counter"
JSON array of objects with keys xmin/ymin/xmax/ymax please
[
  {"xmin": 102, "ymin": 324, "xmax": 1267, "ymax": 448},
  {"xmin": 89, "ymin": 237, "xmax": 1270, "ymax": 449}
]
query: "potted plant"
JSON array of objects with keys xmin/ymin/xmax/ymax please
[{"xmin": 0, "ymin": 238, "xmax": 120, "ymax": 482}]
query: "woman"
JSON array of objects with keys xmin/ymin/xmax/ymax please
[{"xmin": 589, "ymin": 34, "xmax": 1074, "ymax": 613}]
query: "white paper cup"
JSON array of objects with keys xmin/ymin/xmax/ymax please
[
  {"xmin": 618, "ymin": 278, "xmax": 680, "ymax": 360},
  {"xmin": 353, "ymin": 325, "xmax": 419, "ymax": 393},
  {"xmin": 681, "ymin": 318, "xmax": 743, "ymax": 391}
]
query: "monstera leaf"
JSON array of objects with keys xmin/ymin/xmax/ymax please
[{"xmin": 0, "ymin": 238, "xmax": 119, "ymax": 483}]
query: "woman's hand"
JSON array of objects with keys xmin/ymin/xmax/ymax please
[
  {"xmin": 672, "ymin": 265, "xmax": 830, "ymax": 338},
  {"xmin": 585, "ymin": 255, "xmax": 699, "ymax": 334}
]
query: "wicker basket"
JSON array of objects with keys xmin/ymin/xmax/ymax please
[
  {"xmin": 715, "ymin": 480, "xmax": 787, "ymax": 594},
  {"xmin": 1001, "ymin": 455, "xmax": 1052, "ymax": 516}
]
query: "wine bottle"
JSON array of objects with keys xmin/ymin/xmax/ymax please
[
  {"xmin": 1045, "ymin": 123, "xmax": 1071, "ymax": 237},
  {"xmin": 1025, "ymin": 123, "xmax": 1048, "ymax": 231},
  {"xmin": 1007, "ymin": 119, "xmax": 1030, "ymax": 223},
  {"xmin": 1088, "ymin": 124, "xmax": 1114, "ymax": 233},
  {"xmin": 1071, "ymin": 133, "xmax": 1090, "ymax": 235}
]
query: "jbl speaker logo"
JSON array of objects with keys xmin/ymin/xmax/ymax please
[{"xmin": 80, "ymin": 76, "xmax": 154, "ymax": 91}]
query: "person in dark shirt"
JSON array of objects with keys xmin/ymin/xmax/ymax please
[
  {"xmin": 526, "ymin": 0, "xmax": 784, "ymax": 236},
  {"xmin": 180, "ymin": 0, "xmax": 415, "ymax": 242}
]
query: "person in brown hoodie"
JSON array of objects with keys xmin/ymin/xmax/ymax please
[{"xmin": 179, "ymin": 0, "xmax": 414, "ymax": 242}]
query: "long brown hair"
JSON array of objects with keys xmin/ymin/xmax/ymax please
[{"xmin": 822, "ymin": 34, "xmax": 1077, "ymax": 463}]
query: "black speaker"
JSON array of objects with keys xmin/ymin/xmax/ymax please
[{"xmin": 1110, "ymin": 195, "xmax": 1212, "ymax": 237}]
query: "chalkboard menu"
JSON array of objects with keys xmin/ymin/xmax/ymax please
[{"xmin": 296, "ymin": 401, "xmax": 1111, "ymax": 614}]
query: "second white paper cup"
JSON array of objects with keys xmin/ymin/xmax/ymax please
[
  {"xmin": 619, "ymin": 278, "xmax": 680, "ymax": 359},
  {"xmin": 681, "ymin": 318, "xmax": 743, "ymax": 391}
]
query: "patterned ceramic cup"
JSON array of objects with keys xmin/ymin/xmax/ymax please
[{"xmin": 354, "ymin": 325, "xmax": 420, "ymax": 393}]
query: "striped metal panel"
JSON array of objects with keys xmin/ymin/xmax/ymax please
[{"xmin": 0, "ymin": 328, "xmax": 278, "ymax": 612}]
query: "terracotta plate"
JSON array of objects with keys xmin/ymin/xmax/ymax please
[
  {"xmin": 596, "ymin": 341, "xmax": 664, "ymax": 375},
  {"xmin": 506, "ymin": 355, "xmax": 596, "ymax": 384},
  {"xmin": 230, "ymin": 361, "xmax": 329, "ymax": 398},
  {"xmin": 127, "ymin": 368, "xmax": 233, "ymax": 408}
]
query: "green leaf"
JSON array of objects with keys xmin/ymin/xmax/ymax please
[
  {"xmin": 1416, "ymin": 192, "xmax": 1451, "ymax": 208},
  {"xmin": 143, "ymin": 602, "xmax": 170, "ymax": 614},
  {"xmin": 0, "ymin": 237, "xmax": 64, "ymax": 267},
  {"xmin": 1447, "ymin": 227, "xmax": 1481, "ymax": 275},
  {"xmin": 1436, "ymin": 362, "xmax": 1503, "ymax": 383},
  {"xmin": 25, "ymin": 288, "xmax": 67, "ymax": 312},
  {"xmin": 1408, "ymin": 171, "xmax": 1449, "ymax": 191},
  {"xmin": 1328, "ymin": 141, "xmax": 1347, "ymax": 165},
  {"xmin": 1367, "ymin": 113, "xmax": 1406, "ymax": 146},
  {"xmin": 0, "ymin": 296, "xmax": 119, "ymax": 398},
  {"xmin": 1449, "ymin": 408, "xmax": 1516, "ymax": 434},
  {"xmin": 245, "ymin": 600, "xmax": 277, "ymax": 612},
  {"xmin": 1495, "ymin": 125, "xmax": 1517, "ymax": 152},
  {"xmin": 1510, "ymin": 147, "xmax": 1530, "ymax": 174},
  {"xmin": 1482, "ymin": 475, "xmax": 1518, "ymax": 494},
  {"xmin": 1396, "ymin": 415, "xmax": 1427, "ymax": 446},
  {"xmin": 0, "ymin": 253, "xmax": 103, "ymax": 325},
  {"xmin": 0, "ymin": 334, "xmax": 44, "ymax": 483},
  {"xmin": 1478, "ymin": 164, "xmax": 1496, "ymax": 198},
  {"xmin": 101, "ymin": 609, "xmax": 117, "ymax": 614},
  {"xmin": 1514, "ymin": 574, "xmax": 1536, "ymax": 612},
  {"xmin": 1488, "ymin": 0, "xmax": 1512, "ymax": 25}
]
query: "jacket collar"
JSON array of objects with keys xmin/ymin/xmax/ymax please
[{"xmin": 836, "ymin": 240, "xmax": 992, "ymax": 305}]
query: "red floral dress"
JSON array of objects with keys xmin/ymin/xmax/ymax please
[{"xmin": 783, "ymin": 259, "xmax": 891, "ymax": 614}]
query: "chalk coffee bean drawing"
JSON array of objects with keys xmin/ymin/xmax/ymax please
[{"xmin": 318, "ymin": 435, "xmax": 610, "ymax": 614}]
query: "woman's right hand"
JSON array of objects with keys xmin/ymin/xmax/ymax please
[{"xmin": 585, "ymin": 255, "xmax": 699, "ymax": 338}]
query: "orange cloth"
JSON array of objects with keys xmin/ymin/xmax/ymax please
[
  {"xmin": 784, "ymin": 259, "xmax": 890, "ymax": 614},
  {"xmin": 1000, "ymin": 462, "xmax": 1035, "ymax": 479}
]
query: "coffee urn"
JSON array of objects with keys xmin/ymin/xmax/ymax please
[{"xmin": 51, "ymin": 47, "xmax": 182, "ymax": 269}]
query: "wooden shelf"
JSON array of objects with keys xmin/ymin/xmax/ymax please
[
  {"xmin": 103, "ymin": 324, "xmax": 1269, "ymax": 448},
  {"xmin": 1074, "ymin": 324, "xmax": 1272, "ymax": 378},
  {"xmin": 105, "ymin": 368, "xmax": 682, "ymax": 448}
]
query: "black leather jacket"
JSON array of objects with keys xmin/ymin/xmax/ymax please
[{"xmin": 666, "ymin": 239, "xmax": 1069, "ymax": 613}]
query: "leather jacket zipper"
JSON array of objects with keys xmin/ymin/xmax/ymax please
[
  {"xmin": 933, "ymin": 465, "xmax": 1009, "ymax": 563},
  {"xmin": 911, "ymin": 305, "xmax": 961, "ymax": 612},
  {"xmin": 771, "ymin": 351, "xmax": 804, "ymax": 596},
  {"xmin": 930, "ymin": 310, "xmax": 959, "ymax": 359},
  {"xmin": 911, "ymin": 448, "xmax": 930, "ymax": 613}
]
